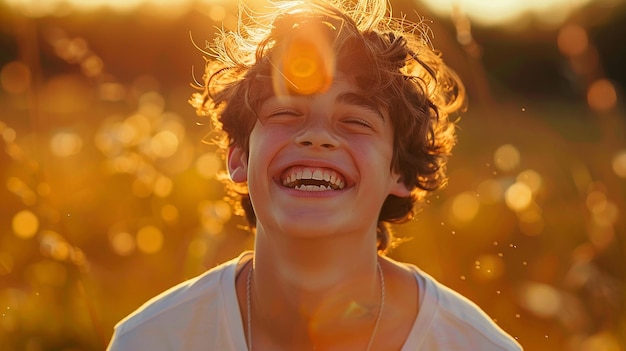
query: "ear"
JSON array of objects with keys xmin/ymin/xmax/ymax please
[
  {"xmin": 227, "ymin": 146, "xmax": 248, "ymax": 183},
  {"xmin": 389, "ymin": 172, "xmax": 411, "ymax": 197}
]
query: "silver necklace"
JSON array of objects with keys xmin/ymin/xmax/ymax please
[{"xmin": 246, "ymin": 260, "xmax": 385, "ymax": 351}]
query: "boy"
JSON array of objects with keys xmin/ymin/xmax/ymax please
[{"xmin": 107, "ymin": 0, "xmax": 523, "ymax": 350}]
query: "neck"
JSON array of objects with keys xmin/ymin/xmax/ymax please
[{"xmin": 248, "ymin": 225, "xmax": 383, "ymax": 347}]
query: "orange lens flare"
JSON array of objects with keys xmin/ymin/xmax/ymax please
[{"xmin": 272, "ymin": 23, "xmax": 335, "ymax": 96}]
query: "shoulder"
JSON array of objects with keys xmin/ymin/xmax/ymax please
[
  {"xmin": 107, "ymin": 254, "xmax": 247, "ymax": 350},
  {"xmin": 403, "ymin": 263, "xmax": 523, "ymax": 351}
]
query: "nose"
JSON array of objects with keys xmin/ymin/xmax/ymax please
[{"xmin": 294, "ymin": 120, "xmax": 338, "ymax": 149}]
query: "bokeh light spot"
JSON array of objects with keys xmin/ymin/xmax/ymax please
[
  {"xmin": 150, "ymin": 130, "xmax": 179, "ymax": 158},
  {"xmin": 208, "ymin": 5, "xmax": 226, "ymax": 22},
  {"xmin": 201, "ymin": 217, "xmax": 224, "ymax": 236},
  {"xmin": 198, "ymin": 200, "xmax": 231, "ymax": 236},
  {"xmin": 519, "ymin": 282, "xmax": 563, "ymax": 318},
  {"xmin": 516, "ymin": 169, "xmax": 542, "ymax": 194},
  {"xmin": 587, "ymin": 79, "xmax": 617, "ymax": 112},
  {"xmin": 518, "ymin": 281, "xmax": 562, "ymax": 318},
  {"xmin": 451, "ymin": 191, "xmax": 480, "ymax": 222},
  {"xmin": 138, "ymin": 91, "xmax": 165, "ymax": 117},
  {"xmin": 153, "ymin": 175, "xmax": 173, "ymax": 197},
  {"xmin": 611, "ymin": 150, "xmax": 626, "ymax": 178},
  {"xmin": 52, "ymin": 37, "xmax": 88, "ymax": 63},
  {"xmin": 1, "ymin": 61, "xmax": 31, "ymax": 94},
  {"xmin": 592, "ymin": 201, "xmax": 619, "ymax": 227},
  {"xmin": 12, "ymin": 210, "xmax": 39, "ymax": 239},
  {"xmin": 213, "ymin": 200, "xmax": 232, "ymax": 222},
  {"xmin": 1, "ymin": 125, "xmax": 17, "ymax": 143},
  {"xmin": 81, "ymin": 54, "xmax": 104, "ymax": 77},
  {"xmin": 50, "ymin": 132, "xmax": 83, "ymax": 157},
  {"xmin": 586, "ymin": 191, "xmax": 607, "ymax": 214},
  {"xmin": 109, "ymin": 231, "xmax": 136, "ymax": 256},
  {"xmin": 505, "ymin": 182, "xmax": 533, "ymax": 212},
  {"xmin": 160, "ymin": 204, "xmax": 179, "ymax": 223},
  {"xmin": 136, "ymin": 225, "xmax": 163, "ymax": 254},
  {"xmin": 125, "ymin": 114, "xmax": 152, "ymax": 145},
  {"xmin": 494, "ymin": 144, "xmax": 520, "ymax": 172},
  {"xmin": 39, "ymin": 230, "xmax": 70, "ymax": 261},
  {"xmin": 196, "ymin": 152, "xmax": 222, "ymax": 179},
  {"xmin": 6, "ymin": 177, "xmax": 37, "ymax": 206},
  {"xmin": 587, "ymin": 225, "xmax": 615, "ymax": 249},
  {"xmin": 98, "ymin": 82, "xmax": 126, "ymax": 101},
  {"xmin": 557, "ymin": 24, "xmax": 588, "ymax": 57}
]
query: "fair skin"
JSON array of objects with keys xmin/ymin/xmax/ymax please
[{"xmin": 228, "ymin": 76, "xmax": 419, "ymax": 350}]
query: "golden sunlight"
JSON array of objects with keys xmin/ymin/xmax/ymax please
[
  {"xmin": 4, "ymin": 0, "xmax": 198, "ymax": 17},
  {"xmin": 417, "ymin": 0, "xmax": 598, "ymax": 27}
]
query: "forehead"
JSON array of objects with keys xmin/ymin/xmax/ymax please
[{"xmin": 265, "ymin": 75, "xmax": 386, "ymax": 118}]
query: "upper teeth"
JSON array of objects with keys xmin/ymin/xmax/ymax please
[{"xmin": 282, "ymin": 167, "xmax": 345, "ymax": 191}]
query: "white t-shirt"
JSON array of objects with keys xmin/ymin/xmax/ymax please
[{"xmin": 107, "ymin": 252, "xmax": 523, "ymax": 350}]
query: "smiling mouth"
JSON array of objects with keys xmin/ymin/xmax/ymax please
[{"xmin": 281, "ymin": 166, "xmax": 346, "ymax": 191}]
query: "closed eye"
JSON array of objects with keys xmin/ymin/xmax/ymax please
[
  {"xmin": 343, "ymin": 118, "xmax": 373, "ymax": 128},
  {"xmin": 261, "ymin": 108, "xmax": 303, "ymax": 125},
  {"xmin": 270, "ymin": 109, "xmax": 301, "ymax": 117}
]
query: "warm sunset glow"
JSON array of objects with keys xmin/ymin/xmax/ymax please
[
  {"xmin": 1, "ymin": 0, "xmax": 623, "ymax": 350},
  {"xmin": 4, "ymin": 0, "xmax": 199, "ymax": 17},
  {"xmin": 417, "ymin": 0, "xmax": 598, "ymax": 27}
]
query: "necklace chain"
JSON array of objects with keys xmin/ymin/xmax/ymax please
[{"xmin": 246, "ymin": 260, "xmax": 385, "ymax": 351}]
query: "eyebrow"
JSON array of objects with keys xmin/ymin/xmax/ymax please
[{"xmin": 336, "ymin": 92, "xmax": 385, "ymax": 122}]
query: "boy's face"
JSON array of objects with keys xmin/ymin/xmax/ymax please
[{"xmin": 228, "ymin": 75, "xmax": 410, "ymax": 238}]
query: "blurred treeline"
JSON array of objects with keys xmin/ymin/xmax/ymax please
[{"xmin": 0, "ymin": 0, "xmax": 625, "ymax": 350}]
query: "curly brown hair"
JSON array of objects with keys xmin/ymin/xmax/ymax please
[{"xmin": 190, "ymin": 0, "xmax": 465, "ymax": 252}]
